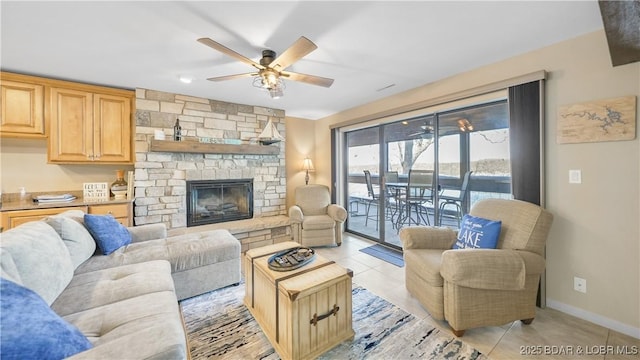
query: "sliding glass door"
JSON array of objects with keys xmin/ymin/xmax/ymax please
[
  {"xmin": 341, "ymin": 98, "xmax": 511, "ymax": 248},
  {"xmin": 344, "ymin": 127, "xmax": 382, "ymax": 242},
  {"xmin": 383, "ymin": 116, "xmax": 436, "ymax": 243},
  {"xmin": 437, "ymin": 101, "xmax": 511, "ymax": 227}
]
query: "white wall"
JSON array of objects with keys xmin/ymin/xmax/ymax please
[
  {"xmin": 285, "ymin": 116, "xmax": 317, "ymax": 209},
  {"xmin": 0, "ymin": 138, "xmax": 132, "ymax": 195}
]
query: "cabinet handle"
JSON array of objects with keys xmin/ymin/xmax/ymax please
[
  {"xmin": 94, "ymin": 152, "xmax": 101, "ymax": 160},
  {"xmin": 310, "ymin": 304, "xmax": 340, "ymax": 326}
]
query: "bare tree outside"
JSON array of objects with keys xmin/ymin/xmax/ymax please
[{"xmin": 392, "ymin": 138, "xmax": 434, "ymax": 174}]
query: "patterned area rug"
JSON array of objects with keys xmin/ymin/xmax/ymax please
[{"xmin": 180, "ymin": 283, "xmax": 488, "ymax": 359}]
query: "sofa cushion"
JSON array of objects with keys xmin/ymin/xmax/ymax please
[
  {"xmin": 84, "ymin": 214, "xmax": 132, "ymax": 255},
  {"xmin": 75, "ymin": 229, "xmax": 240, "ymax": 274},
  {"xmin": 0, "ymin": 221, "xmax": 74, "ymax": 305},
  {"xmin": 295, "ymin": 184, "xmax": 331, "ymax": 215},
  {"xmin": 453, "ymin": 214, "xmax": 501, "ymax": 250},
  {"xmin": 62, "ymin": 287, "xmax": 186, "ymax": 359},
  {"xmin": 45, "ymin": 212, "xmax": 96, "ymax": 268},
  {"xmin": 403, "ymin": 249, "xmax": 447, "ymax": 287},
  {"xmin": 52, "ymin": 260, "xmax": 175, "ymax": 317},
  {"xmin": 441, "ymin": 249, "xmax": 527, "ymax": 290},
  {"xmin": 469, "ymin": 198, "xmax": 553, "ymax": 255},
  {"xmin": 0, "ymin": 278, "xmax": 92, "ymax": 359},
  {"xmin": 302, "ymin": 214, "xmax": 336, "ymax": 230}
]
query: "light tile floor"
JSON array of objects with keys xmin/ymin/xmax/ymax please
[{"xmin": 314, "ymin": 233, "xmax": 640, "ymax": 359}]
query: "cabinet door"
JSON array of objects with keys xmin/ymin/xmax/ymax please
[
  {"xmin": 88, "ymin": 203, "xmax": 131, "ymax": 226},
  {"xmin": 0, "ymin": 206, "xmax": 86, "ymax": 231},
  {"xmin": 48, "ymin": 87, "xmax": 94, "ymax": 162},
  {"xmin": 94, "ymin": 94, "xmax": 132, "ymax": 163},
  {"xmin": 0, "ymin": 80, "xmax": 45, "ymax": 137}
]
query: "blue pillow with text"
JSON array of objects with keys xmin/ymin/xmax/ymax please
[
  {"xmin": 84, "ymin": 214, "xmax": 131, "ymax": 255},
  {"xmin": 453, "ymin": 214, "xmax": 501, "ymax": 249},
  {"xmin": 0, "ymin": 278, "xmax": 92, "ymax": 359}
]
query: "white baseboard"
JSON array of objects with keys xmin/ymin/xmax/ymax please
[{"xmin": 546, "ymin": 299, "xmax": 640, "ymax": 339}]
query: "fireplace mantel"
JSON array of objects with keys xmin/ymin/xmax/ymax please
[{"xmin": 149, "ymin": 139, "xmax": 279, "ymax": 155}]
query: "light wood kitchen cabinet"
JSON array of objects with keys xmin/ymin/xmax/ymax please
[
  {"xmin": 0, "ymin": 71, "xmax": 134, "ymax": 162},
  {"xmin": 0, "ymin": 201, "xmax": 132, "ymax": 232},
  {"xmin": 0, "ymin": 73, "xmax": 46, "ymax": 138},
  {"xmin": 88, "ymin": 202, "xmax": 132, "ymax": 227},
  {"xmin": 0, "ymin": 206, "xmax": 87, "ymax": 232},
  {"xmin": 48, "ymin": 86, "xmax": 133, "ymax": 164}
]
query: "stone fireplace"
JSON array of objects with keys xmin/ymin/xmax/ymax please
[
  {"xmin": 133, "ymin": 88, "xmax": 288, "ymax": 238},
  {"xmin": 186, "ymin": 179, "xmax": 253, "ymax": 227}
]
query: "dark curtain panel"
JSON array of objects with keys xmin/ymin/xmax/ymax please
[
  {"xmin": 508, "ymin": 81, "xmax": 541, "ymax": 205},
  {"xmin": 331, "ymin": 128, "xmax": 336, "ymax": 203}
]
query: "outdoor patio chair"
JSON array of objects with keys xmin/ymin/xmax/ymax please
[{"xmin": 438, "ymin": 170, "xmax": 473, "ymax": 227}]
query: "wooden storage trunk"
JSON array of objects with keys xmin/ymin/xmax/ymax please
[{"xmin": 244, "ymin": 242, "xmax": 354, "ymax": 360}]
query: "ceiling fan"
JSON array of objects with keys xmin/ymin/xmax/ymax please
[
  {"xmin": 408, "ymin": 121, "xmax": 435, "ymax": 139},
  {"xmin": 408, "ymin": 118, "xmax": 472, "ymax": 139},
  {"xmin": 197, "ymin": 36, "xmax": 334, "ymax": 99}
]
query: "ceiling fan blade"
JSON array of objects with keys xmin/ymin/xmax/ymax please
[
  {"xmin": 206, "ymin": 73, "xmax": 257, "ymax": 82},
  {"xmin": 281, "ymin": 71, "xmax": 334, "ymax": 87},
  {"xmin": 197, "ymin": 37, "xmax": 264, "ymax": 70},
  {"xmin": 270, "ymin": 36, "xmax": 318, "ymax": 71}
]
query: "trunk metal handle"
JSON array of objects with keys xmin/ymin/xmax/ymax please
[{"xmin": 310, "ymin": 304, "xmax": 340, "ymax": 326}]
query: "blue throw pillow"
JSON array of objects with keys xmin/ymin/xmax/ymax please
[
  {"xmin": 84, "ymin": 214, "xmax": 131, "ymax": 255},
  {"xmin": 0, "ymin": 278, "xmax": 92, "ymax": 359},
  {"xmin": 453, "ymin": 214, "xmax": 502, "ymax": 249}
]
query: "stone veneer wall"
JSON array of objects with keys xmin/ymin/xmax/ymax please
[{"xmin": 133, "ymin": 88, "xmax": 287, "ymax": 232}]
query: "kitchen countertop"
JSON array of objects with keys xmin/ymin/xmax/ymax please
[{"xmin": 0, "ymin": 191, "xmax": 132, "ymax": 212}]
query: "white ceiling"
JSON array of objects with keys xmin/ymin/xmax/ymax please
[{"xmin": 1, "ymin": 1, "xmax": 604, "ymax": 120}]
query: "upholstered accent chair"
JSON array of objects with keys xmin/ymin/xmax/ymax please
[
  {"xmin": 400, "ymin": 198, "xmax": 553, "ymax": 336},
  {"xmin": 289, "ymin": 184, "xmax": 348, "ymax": 247}
]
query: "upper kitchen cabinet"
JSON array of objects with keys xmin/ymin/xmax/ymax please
[
  {"xmin": 0, "ymin": 72, "xmax": 46, "ymax": 138},
  {"xmin": 48, "ymin": 83, "xmax": 134, "ymax": 164}
]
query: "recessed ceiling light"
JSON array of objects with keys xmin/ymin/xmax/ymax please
[{"xmin": 179, "ymin": 76, "xmax": 192, "ymax": 84}]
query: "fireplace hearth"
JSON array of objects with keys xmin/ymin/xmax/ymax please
[{"xmin": 187, "ymin": 179, "xmax": 253, "ymax": 227}]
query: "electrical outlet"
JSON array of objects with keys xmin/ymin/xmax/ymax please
[{"xmin": 574, "ymin": 277, "xmax": 587, "ymax": 293}]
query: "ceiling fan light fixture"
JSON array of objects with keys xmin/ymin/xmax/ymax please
[
  {"xmin": 457, "ymin": 119, "xmax": 474, "ymax": 132},
  {"xmin": 262, "ymin": 71, "xmax": 279, "ymax": 88},
  {"xmin": 253, "ymin": 72, "xmax": 285, "ymax": 99},
  {"xmin": 269, "ymin": 87, "xmax": 284, "ymax": 99}
]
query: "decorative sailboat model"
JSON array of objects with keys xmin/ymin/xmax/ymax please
[{"xmin": 258, "ymin": 119, "xmax": 285, "ymax": 145}]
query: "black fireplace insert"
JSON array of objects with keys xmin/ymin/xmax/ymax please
[{"xmin": 186, "ymin": 179, "xmax": 253, "ymax": 227}]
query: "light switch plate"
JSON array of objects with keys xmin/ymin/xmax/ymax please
[{"xmin": 569, "ymin": 170, "xmax": 582, "ymax": 184}]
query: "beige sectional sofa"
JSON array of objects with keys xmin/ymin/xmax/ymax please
[{"xmin": 0, "ymin": 210, "xmax": 241, "ymax": 359}]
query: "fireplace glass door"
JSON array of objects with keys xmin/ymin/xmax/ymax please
[{"xmin": 187, "ymin": 179, "xmax": 253, "ymax": 227}]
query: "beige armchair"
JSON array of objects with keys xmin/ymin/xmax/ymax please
[
  {"xmin": 289, "ymin": 184, "xmax": 348, "ymax": 247},
  {"xmin": 400, "ymin": 198, "xmax": 553, "ymax": 336}
]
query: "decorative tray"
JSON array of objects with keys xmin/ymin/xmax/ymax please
[{"xmin": 268, "ymin": 247, "xmax": 316, "ymax": 272}]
